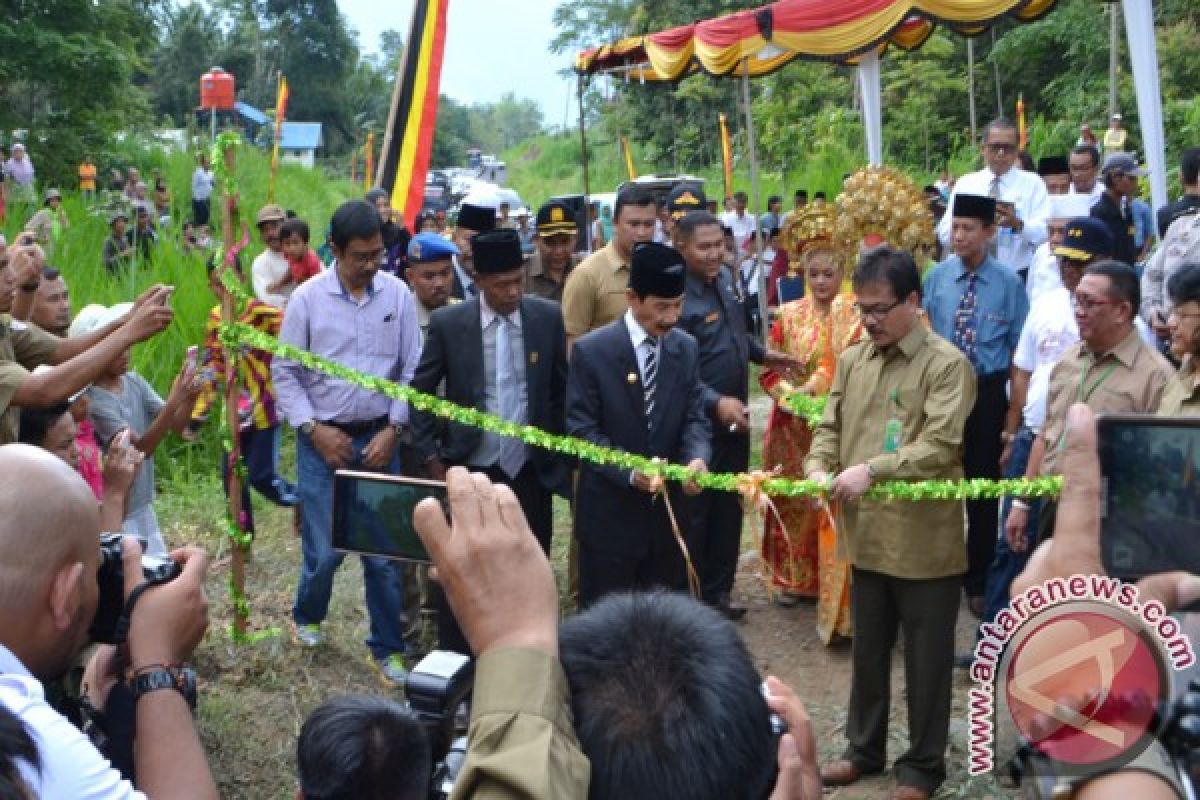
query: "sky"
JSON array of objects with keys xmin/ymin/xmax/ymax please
[{"xmin": 338, "ymin": 0, "xmax": 578, "ymax": 129}]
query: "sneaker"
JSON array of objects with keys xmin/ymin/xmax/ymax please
[
  {"xmin": 376, "ymin": 653, "xmax": 409, "ymax": 687},
  {"xmin": 294, "ymin": 623, "xmax": 323, "ymax": 647}
]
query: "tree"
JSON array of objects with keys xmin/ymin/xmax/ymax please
[{"xmin": 0, "ymin": 0, "xmax": 154, "ymax": 186}]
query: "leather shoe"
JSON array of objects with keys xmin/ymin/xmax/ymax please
[
  {"xmin": 819, "ymin": 759, "xmax": 864, "ymax": 787},
  {"xmin": 889, "ymin": 786, "xmax": 931, "ymax": 800},
  {"xmin": 717, "ymin": 599, "xmax": 747, "ymax": 621}
]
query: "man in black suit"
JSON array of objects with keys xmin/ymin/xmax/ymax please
[
  {"xmin": 412, "ymin": 228, "xmax": 568, "ymax": 553},
  {"xmin": 449, "ymin": 202, "xmax": 496, "ymax": 299},
  {"xmin": 567, "ymin": 242, "xmax": 711, "ymax": 607}
]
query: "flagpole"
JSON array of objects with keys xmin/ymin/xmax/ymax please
[{"xmin": 268, "ymin": 71, "xmax": 282, "ymax": 203}]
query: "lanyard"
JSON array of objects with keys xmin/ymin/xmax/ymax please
[{"xmin": 1076, "ymin": 354, "xmax": 1118, "ymax": 403}]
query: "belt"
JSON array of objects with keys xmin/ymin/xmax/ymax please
[{"xmin": 324, "ymin": 416, "xmax": 389, "ymax": 436}]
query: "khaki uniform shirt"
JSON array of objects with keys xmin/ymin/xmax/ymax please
[
  {"xmin": 1040, "ymin": 329, "xmax": 1175, "ymax": 475},
  {"xmin": 0, "ymin": 318, "xmax": 62, "ymax": 444},
  {"xmin": 525, "ymin": 250, "xmax": 580, "ymax": 304},
  {"xmin": 805, "ymin": 324, "xmax": 975, "ymax": 580},
  {"xmin": 449, "ymin": 647, "xmax": 590, "ymax": 800},
  {"xmin": 561, "ymin": 242, "xmax": 629, "ymax": 338},
  {"xmin": 1159, "ymin": 356, "xmax": 1199, "ymax": 416}
]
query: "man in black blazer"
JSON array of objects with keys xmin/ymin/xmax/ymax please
[
  {"xmin": 448, "ymin": 202, "xmax": 496, "ymax": 299},
  {"xmin": 411, "ymin": 228, "xmax": 568, "ymax": 554},
  {"xmin": 567, "ymin": 242, "xmax": 711, "ymax": 607}
]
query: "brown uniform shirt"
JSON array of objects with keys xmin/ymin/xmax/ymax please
[
  {"xmin": 1040, "ymin": 329, "xmax": 1175, "ymax": 475},
  {"xmin": 805, "ymin": 324, "xmax": 976, "ymax": 580},
  {"xmin": 525, "ymin": 250, "xmax": 580, "ymax": 304},
  {"xmin": 0, "ymin": 318, "xmax": 62, "ymax": 444},
  {"xmin": 1159, "ymin": 355, "xmax": 1199, "ymax": 416},
  {"xmin": 561, "ymin": 242, "xmax": 629, "ymax": 337}
]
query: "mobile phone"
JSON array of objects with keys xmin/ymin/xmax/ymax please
[
  {"xmin": 185, "ymin": 345, "xmax": 199, "ymax": 370},
  {"xmin": 1097, "ymin": 414, "xmax": 1200, "ymax": 607},
  {"xmin": 331, "ymin": 471, "xmax": 447, "ymax": 563}
]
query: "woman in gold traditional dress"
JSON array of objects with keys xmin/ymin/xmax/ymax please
[{"xmin": 759, "ymin": 205, "xmax": 863, "ymax": 643}]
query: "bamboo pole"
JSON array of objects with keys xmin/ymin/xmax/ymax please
[
  {"xmin": 741, "ymin": 61, "xmax": 769, "ymax": 337},
  {"xmin": 219, "ymin": 139, "xmax": 249, "ymax": 637},
  {"xmin": 578, "ymin": 75, "xmax": 592, "ymax": 252}
]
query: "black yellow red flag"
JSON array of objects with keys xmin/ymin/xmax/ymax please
[{"xmin": 377, "ymin": 0, "xmax": 450, "ymax": 226}]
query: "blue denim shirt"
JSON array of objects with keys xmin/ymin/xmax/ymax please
[{"xmin": 922, "ymin": 254, "xmax": 1029, "ymax": 375}]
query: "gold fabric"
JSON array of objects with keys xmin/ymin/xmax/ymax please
[
  {"xmin": 1040, "ymin": 329, "xmax": 1176, "ymax": 476},
  {"xmin": 449, "ymin": 647, "xmax": 591, "ymax": 800},
  {"xmin": 805, "ymin": 324, "xmax": 975, "ymax": 580}
]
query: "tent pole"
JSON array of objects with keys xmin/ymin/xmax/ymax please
[
  {"xmin": 740, "ymin": 61, "xmax": 768, "ymax": 339},
  {"xmin": 967, "ymin": 38, "xmax": 978, "ymax": 144},
  {"xmin": 578, "ymin": 75, "xmax": 592, "ymax": 252},
  {"xmin": 1122, "ymin": 0, "xmax": 1166, "ymax": 213}
]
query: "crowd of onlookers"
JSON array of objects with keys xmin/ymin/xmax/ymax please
[{"xmin": 0, "ymin": 110, "xmax": 1198, "ymax": 800}]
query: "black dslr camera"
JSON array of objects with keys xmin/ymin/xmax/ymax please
[
  {"xmin": 89, "ymin": 533, "xmax": 182, "ymax": 644},
  {"xmin": 405, "ymin": 650, "xmax": 474, "ymax": 800}
]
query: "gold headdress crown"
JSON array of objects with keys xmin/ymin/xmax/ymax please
[
  {"xmin": 833, "ymin": 166, "xmax": 935, "ymax": 258},
  {"xmin": 782, "ymin": 205, "xmax": 839, "ymax": 262}
]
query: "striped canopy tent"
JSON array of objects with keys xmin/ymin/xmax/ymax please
[{"xmin": 573, "ymin": 0, "xmax": 1169, "ymax": 214}]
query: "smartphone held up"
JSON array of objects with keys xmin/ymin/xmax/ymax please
[
  {"xmin": 1097, "ymin": 414, "xmax": 1200, "ymax": 608},
  {"xmin": 332, "ymin": 471, "xmax": 448, "ymax": 563}
]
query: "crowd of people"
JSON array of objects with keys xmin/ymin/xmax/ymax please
[{"xmin": 0, "ymin": 112, "xmax": 1198, "ymax": 799}]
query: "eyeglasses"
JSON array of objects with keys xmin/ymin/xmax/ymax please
[
  {"xmin": 985, "ymin": 142, "xmax": 1017, "ymax": 154},
  {"xmin": 853, "ymin": 299, "xmax": 903, "ymax": 321},
  {"xmin": 1074, "ymin": 294, "xmax": 1114, "ymax": 314},
  {"xmin": 345, "ymin": 248, "xmax": 386, "ymax": 269}
]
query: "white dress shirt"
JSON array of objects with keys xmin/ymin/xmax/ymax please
[
  {"xmin": 624, "ymin": 308, "xmax": 659, "ymax": 382},
  {"xmin": 1013, "ymin": 288, "xmax": 1079, "ymax": 432},
  {"xmin": 938, "ymin": 167, "xmax": 1050, "ymax": 274},
  {"xmin": 251, "ymin": 249, "xmax": 293, "ymax": 308},
  {"xmin": 1069, "ymin": 182, "xmax": 1105, "ymax": 207},
  {"xmin": 1026, "ymin": 242, "xmax": 1064, "ymax": 303},
  {"xmin": 0, "ymin": 644, "xmax": 145, "ymax": 799},
  {"xmin": 721, "ymin": 210, "xmax": 757, "ymax": 245}
]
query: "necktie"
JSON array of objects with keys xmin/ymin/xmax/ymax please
[
  {"xmin": 495, "ymin": 315, "xmax": 525, "ymax": 478},
  {"xmin": 954, "ymin": 272, "xmax": 979, "ymax": 366},
  {"xmin": 643, "ymin": 336, "xmax": 658, "ymax": 429},
  {"xmin": 988, "ymin": 176, "xmax": 1001, "ymax": 258}
]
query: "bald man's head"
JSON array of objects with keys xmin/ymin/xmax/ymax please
[{"xmin": 0, "ymin": 445, "xmax": 102, "ymax": 677}]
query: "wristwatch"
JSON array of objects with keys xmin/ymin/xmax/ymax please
[
  {"xmin": 130, "ymin": 665, "xmax": 198, "ymax": 709},
  {"xmin": 300, "ymin": 420, "xmax": 317, "ymax": 436}
]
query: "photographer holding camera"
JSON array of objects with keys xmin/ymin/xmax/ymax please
[
  {"xmin": 410, "ymin": 466, "xmax": 821, "ymax": 800},
  {"xmin": 0, "ymin": 444, "xmax": 216, "ymax": 799}
]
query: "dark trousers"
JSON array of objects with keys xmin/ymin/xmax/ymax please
[
  {"xmin": 578, "ymin": 511, "xmax": 685, "ymax": 608},
  {"xmin": 481, "ymin": 462, "xmax": 553, "ymax": 555},
  {"xmin": 436, "ymin": 460, "xmax": 552, "ymax": 654},
  {"xmin": 221, "ymin": 424, "xmax": 293, "ymax": 535},
  {"xmin": 963, "ymin": 372, "xmax": 1008, "ymax": 597},
  {"xmin": 192, "ymin": 197, "xmax": 210, "ymax": 226},
  {"xmin": 982, "ymin": 426, "xmax": 1040, "ymax": 624},
  {"xmin": 687, "ymin": 433, "xmax": 749, "ymax": 604},
  {"xmin": 845, "ymin": 568, "xmax": 960, "ymax": 793}
]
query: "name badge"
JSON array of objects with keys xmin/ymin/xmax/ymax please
[{"xmin": 529, "ymin": 351, "xmax": 539, "ymax": 364}]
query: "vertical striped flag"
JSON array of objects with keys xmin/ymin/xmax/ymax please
[
  {"xmin": 1017, "ymin": 93, "xmax": 1027, "ymax": 151},
  {"xmin": 621, "ymin": 135, "xmax": 637, "ymax": 180},
  {"xmin": 268, "ymin": 74, "xmax": 289, "ymax": 202},
  {"xmin": 719, "ymin": 112, "xmax": 734, "ymax": 202},
  {"xmin": 377, "ymin": 0, "xmax": 450, "ymax": 227}
]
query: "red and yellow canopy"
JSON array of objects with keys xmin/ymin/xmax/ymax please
[{"xmin": 574, "ymin": 0, "xmax": 1057, "ymax": 79}]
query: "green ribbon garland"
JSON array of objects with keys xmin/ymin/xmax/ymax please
[
  {"xmin": 783, "ymin": 392, "xmax": 827, "ymax": 429},
  {"xmin": 209, "ymin": 131, "xmax": 243, "ymax": 197},
  {"xmin": 221, "ymin": 322, "xmax": 1062, "ymax": 501}
]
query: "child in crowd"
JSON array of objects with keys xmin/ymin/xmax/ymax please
[
  {"xmin": 73, "ymin": 303, "xmax": 203, "ymax": 555},
  {"xmin": 18, "ymin": 399, "xmax": 144, "ymax": 534},
  {"xmin": 280, "ymin": 217, "xmax": 323, "ymax": 287}
]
